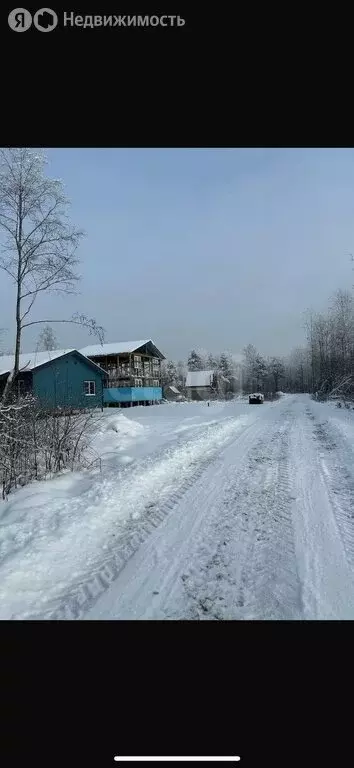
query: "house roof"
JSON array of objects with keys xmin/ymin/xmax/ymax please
[
  {"xmin": 0, "ymin": 349, "xmax": 105, "ymax": 377},
  {"xmin": 185, "ymin": 370, "xmax": 215, "ymax": 388},
  {"xmin": 167, "ymin": 385, "xmax": 181, "ymax": 394},
  {"xmin": 80, "ymin": 339, "xmax": 165, "ymax": 360}
]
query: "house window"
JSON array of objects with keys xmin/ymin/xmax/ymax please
[
  {"xmin": 153, "ymin": 380, "xmax": 159, "ymax": 387},
  {"xmin": 84, "ymin": 380, "xmax": 96, "ymax": 396},
  {"xmin": 134, "ymin": 355, "xmax": 141, "ymax": 363},
  {"xmin": 135, "ymin": 378, "xmax": 143, "ymax": 387}
]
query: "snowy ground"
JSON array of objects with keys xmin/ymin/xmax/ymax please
[{"xmin": 1, "ymin": 395, "xmax": 354, "ymax": 620}]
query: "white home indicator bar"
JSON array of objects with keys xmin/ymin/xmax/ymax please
[{"xmin": 114, "ymin": 758, "xmax": 241, "ymax": 763}]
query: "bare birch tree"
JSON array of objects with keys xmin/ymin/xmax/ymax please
[
  {"xmin": 0, "ymin": 148, "xmax": 103, "ymax": 400},
  {"xmin": 36, "ymin": 324, "xmax": 58, "ymax": 352}
]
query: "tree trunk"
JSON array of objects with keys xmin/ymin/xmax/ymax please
[{"xmin": 2, "ymin": 193, "xmax": 23, "ymax": 402}]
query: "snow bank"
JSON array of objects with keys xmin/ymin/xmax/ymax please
[
  {"xmin": 91, "ymin": 413, "xmax": 146, "ymax": 462},
  {"xmin": 102, "ymin": 413, "xmax": 144, "ymax": 439},
  {"xmin": 0, "ymin": 412, "xmax": 252, "ymax": 619}
]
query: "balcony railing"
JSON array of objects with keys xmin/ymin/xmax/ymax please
[
  {"xmin": 105, "ymin": 373, "xmax": 161, "ymax": 388},
  {"xmin": 106, "ymin": 366, "xmax": 160, "ymax": 379}
]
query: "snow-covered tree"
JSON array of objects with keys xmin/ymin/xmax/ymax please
[
  {"xmin": 268, "ymin": 356, "xmax": 285, "ymax": 392},
  {"xmin": 166, "ymin": 360, "xmax": 178, "ymax": 385},
  {"xmin": 218, "ymin": 352, "xmax": 232, "ymax": 378},
  {"xmin": 284, "ymin": 347, "xmax": 310, "ymax": 393},
  {"xmin": 243, "ymin": 344, "xmax": 258, "ymax": 391},
  {"xmin": 242, "ymin": 345, "xmax": 268, "ymax": 392},
  {"xmin": 215, "ymin": 352, "xmax": 235, "ymax": 397},
  {"xmin": 206, "ymin": 353, "xmax": 218, "ymax": 369},
  {"xmin": 176, "ymin": 360, "xmax": 186, "ymax": 391},
  {"xmin": 187, "ymin": 349, "xmax": 205, "ymax": 371},
  {"xmin": 253, "ymin": 354, "xmax": 267, "ymax": 391},
  {"xmin": 160, "ymin": 361, "xmax": 169, "ymax": 388},
  {"xmin": 0, "ymin": 148, "xmax": 104, "ymax": 401},
  {"xmin": 36, "ymin": 325, "xmax": 58, "ymax": 352}
]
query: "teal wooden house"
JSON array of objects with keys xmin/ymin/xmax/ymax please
[
  {"xmin": 80, "ymin": 339, "xmax": 165, "ymax": 407},
  {"xmin": 0, "ymin": 349, "xmax": 105, "ymax": 410}
]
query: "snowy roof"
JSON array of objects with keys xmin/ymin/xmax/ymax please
[
  {"xmin": 167, "ymin": 385, "xmax": 181, "ymax": 394},
  {"xmin": 80, "ymin": 339, "xmax": 165, "ymax": 359},
  {"xmin": 0, "ymin": 349, "xmax": 105, "ymax": 377},
  {"xmin": 185, "ymin": 370, "xmax": 214, "ymax": 388},
  {"xmin": 0, "ymin": 349, "xmax": 75, "ymax": 376}
]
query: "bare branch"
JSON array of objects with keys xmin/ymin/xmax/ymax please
[
  {"xmin": 21, "ymin": 315, "xmax": 105, "ymax": 344},
  {"xmin": 0, "ymin": 148, "xmax": 103, "ymax": 399}
]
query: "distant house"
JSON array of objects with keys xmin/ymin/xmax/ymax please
[
  {"xmin": 185, "ymin": 369, "xmax": 237, "ymax": 401},
  {"xmin": 0, "ymin": 349, "xmax": 105, "ymax": 410},
  {"xmin": 185, "ymin": 370, "xmax": 217, "ymax": 401},
  {"xmin": 163, "ymin": 385, "xmax": 184, "ymax": 402},
  {"xmin": 80, "ymin": 339, "xmax": 166, "ymax": 407}
]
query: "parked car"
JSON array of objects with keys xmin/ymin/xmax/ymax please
[{"xmin": 249, "ymin": 393, "xmax": 264, "ymax": 404}]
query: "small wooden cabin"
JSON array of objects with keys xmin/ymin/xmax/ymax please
[{"xmin": 0, "ymin": 349, "xmax": 105, "ymax": 410}]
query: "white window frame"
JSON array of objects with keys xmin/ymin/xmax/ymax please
[
  {"xmin": 135, "ymin": 378, "xmax": 143, "ymax": 387},
  {"xmin": 84, "ymin": 380, "xmax": 96, "ymax": 396},
  {"xmin": 153, "ymin": 379, "xmax": 159, "ymax": 387}
]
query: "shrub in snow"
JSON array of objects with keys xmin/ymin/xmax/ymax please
[{"xmin": 0, "ymin": 397, "xmax": 103, "ymax": 499}]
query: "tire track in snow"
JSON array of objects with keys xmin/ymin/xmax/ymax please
[
  {"xmin": 308, "ymin": 408, "xmax": 354, "ymax": 568},
  {"xmin": 169, "ymin": 408, "xmax": 302, "ymax": 620},
  {"xmin": 82, "ymin": 396, "xmax": 354, "ymax": 621},
  {"xmin": 84, "ymin": 412, "xmax": 285, "ymax": 620},
  {"xmin": 241, "ymin": 415, "xmax": 302, "ymax": 619},
  {"xmin": 289, "ymin": 401, "xmax": 354, "ymax": 619},
  {"xmin": 35, "ymin": 414, "xmax": 261, "ymax": 620}
]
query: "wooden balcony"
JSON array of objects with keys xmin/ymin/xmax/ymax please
[{"xmin": 105, "ymin": 374, "xmax": 161, "ymax": 389}]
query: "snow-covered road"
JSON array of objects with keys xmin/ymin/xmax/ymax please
[{"xmin": 1, "ymin": 395, "xmax": 354, "ymax": 620}]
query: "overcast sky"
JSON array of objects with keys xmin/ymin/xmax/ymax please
[{"xmin": 1, "ymin": 148, "xmax": 353, "ymax": 360}]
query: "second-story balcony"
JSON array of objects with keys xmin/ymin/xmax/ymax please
[
  {"xmin": 105, "ymin": 367, "xmax": 161, "ymax": 389},
  {"xmin": 106, "ymin": 365, "xmax": 160, "ymax": 378}
]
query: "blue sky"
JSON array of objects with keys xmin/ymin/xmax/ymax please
[{"xmin": 1, "ymin": 148, "xmax": 354, "ymax": 360}]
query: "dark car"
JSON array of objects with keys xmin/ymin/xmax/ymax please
[{"xmin": 249, "ymin": 393, "xmax": 264, "ymax": 404}]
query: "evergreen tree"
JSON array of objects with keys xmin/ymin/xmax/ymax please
[
  {"xmin": 187, "ymin": 349, "xmax": 204, "ymax": 371},
  {"xmin": 218, "ymin": 352, "xmax": 232, "ymax": 378},
  {"xmin": 206, "ymin": 353, "xmax": 218, "ymax": 369},
  {"xmin": 166, "ymin": 360, "xmax": 178, "ymax": 385}
]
